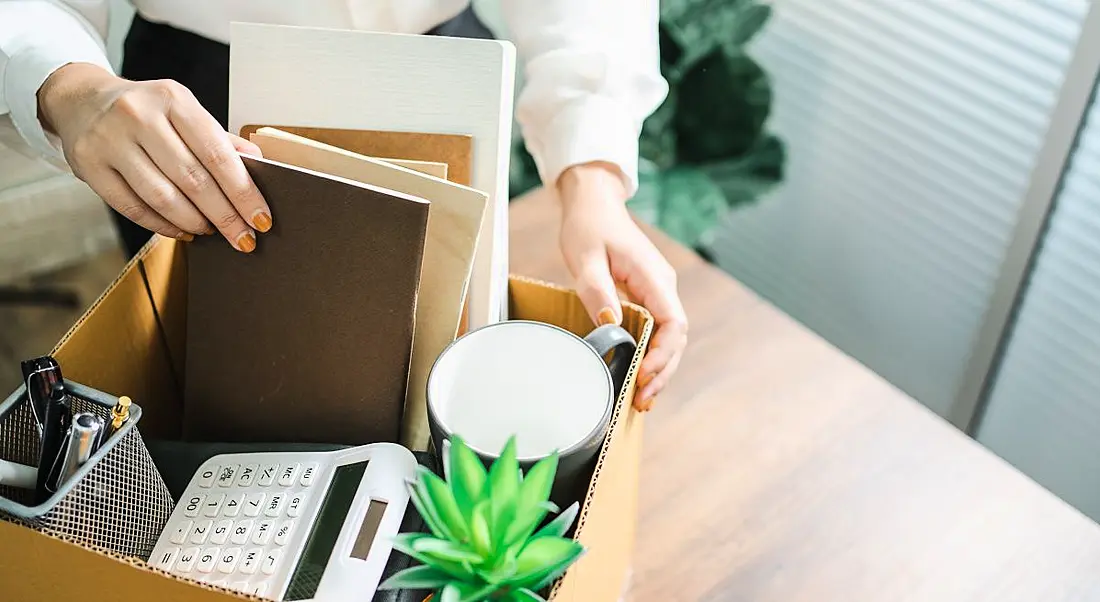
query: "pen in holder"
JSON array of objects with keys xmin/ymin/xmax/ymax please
[{"xmin": 0, "ymin": 381, "xmax": 173, "ymax": 559}]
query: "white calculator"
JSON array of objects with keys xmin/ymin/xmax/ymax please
[{"xmin": 149, "ymin": 443, "xmax": 418, "ymax": 601}]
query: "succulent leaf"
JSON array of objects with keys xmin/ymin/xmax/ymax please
[
  {"xmin": 488, "ymin": 436, "xmax": 520, "ymax": 546},
  {"xmin": 407, "ymin": 480, "xmax": 451, "ymax": 540},
  {"xmin": 377, "ymin": 565, "xmax": 453, "ymax": 590},
  {"xmin": 413, "ymin": 537, "xmax": 484, "ymax": 565},
  {"xmin": 504, "ymin": 452, "xmax": 557, "ymax": 545},
  {"xmin": 448, "ymin": 435, "xmax": 488, "ymax": 521},
  {"xmin": 391, "ymin": 534, "xmax": 472, "ymax": 580},
  {"xmin": 512, "ymin": 537, "xmax": 584, "ymax": 583},
  {"xmin": 532, "ymin": 502, "xmax": 579, "ymax": 540},
  {"xmin": 469, "ymin": 499, "xmax": 493, "ymax": 557},
  {"xmin": 457, "ymin": 582, "xmax": 505, "ymax": 602},
  {"xmin": 508, "ymin": 588, "xmax": 547, "ymax": 602},
  {"xmin": 420, "ymin": 466, "xmax": 470, "ymax": 541},
  {"xmin": 440, "ymin": 583, "xmax": 461, "ymax": 602},
  {"xmin": 518, "ymin": 546, "xmax": 586, "ymax": 593}
]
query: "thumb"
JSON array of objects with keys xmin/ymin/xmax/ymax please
[{"xmin": 572, "ymin": 247, "xmax": 622, "ymax": 327}]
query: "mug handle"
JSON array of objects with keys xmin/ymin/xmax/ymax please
[{"xmin": 583, "ymin": 324, "xmax": 638, "ymax": 401}]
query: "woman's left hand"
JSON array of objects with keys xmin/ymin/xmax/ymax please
[{"xmin": 556, "ymin": 162, "xmax": 689, "ymax": 411}]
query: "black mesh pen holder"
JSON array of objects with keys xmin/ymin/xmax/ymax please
[{"xmin": 0, "ymin": 380, "xmax": 173, "ymax": 560}]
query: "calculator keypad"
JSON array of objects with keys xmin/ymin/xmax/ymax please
[{"xmin": 156, "ymin": 458, "xmax": 329, "ymax": 599}]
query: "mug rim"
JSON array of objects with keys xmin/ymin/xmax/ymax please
[{"xmin": 426, "ymin": 319, "xmax": 616, "ymax": 463}]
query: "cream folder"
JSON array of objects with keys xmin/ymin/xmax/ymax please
[
  {"xmin": 375, "ymin": 158, "xmax": 448, "ymax": 179},
  {"xmin": 249, "ymin": 127, "xmax": 489, "ymax": 450}
]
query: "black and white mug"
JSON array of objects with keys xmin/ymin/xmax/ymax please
[{"xmin": 425, "ymin": 320, "xmax": 637, "ymax": 505}]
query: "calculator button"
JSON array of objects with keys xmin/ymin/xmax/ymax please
[
  {"xmin": 216, "ymin": 465, "xmax": 238, "ymax": 487},
  {"xmin": 223, "ymin": 493, "xmax": 243, "ymax": 518},
  {"xmin": 229, "ymin": 581, "xmax": 251, "ymax": 593},
  {"xmin": 287, "ymin": 492, "xmax": 307, "ymax": 517},
  {"xmin": 198, "ymin": 574, "xmax": 226, "ymax": 586},
  {"xmin": 197, "ymin": 548, "xmax": 219, "ymax": 573},
  {"xmin": 278, "ymin": 463, "xmax": 300, "ymax": 487},
  {"xmin": 258, "ymin": 463, "xmax": 279, "ymax": 486},
  {"xmin": 252, "ymin": 519, "xmax": 274, "ymax": 545},
  {"xmin": 183, "ymin": 495, "xmax": 205, "ymax": 518},
  {"xmin": 265, "ymin": 492, "xmax": 286, "ymax": 517},
  {"xmin": 203, "ymin": 493, "xmax": 225, "ymax": 517},
  {"xmin": 299, "ymin": 463, "xmax": 318, "ymax": 486},
  {"xmin": 240, "ymin": 548, "xmax": 261, "ymax": 574},
  {"xmin": 190, "ymin": 520, "xmax": 212, "ymax": 544},
  {"xmin": 236, "ymin": 463, "xmax": 258, "ymax": 487},
  {"xmin": 176, "ymin": 547, "xmax": 199, "ymax": 573},
  {"xmin": 218, "ymin": 548, "xmax": 241, "ymax": 573},
  {"xmin": 197, "ymin": 466, "xmax": 218, "ymax": 488},
  {"xmin": 169, "ymin": 520, "xmax": 192, "ymax": 544},
  {"xmin": 244, "ymin": 493, "xmax": 265, "ymax": 517},
  {"xmin": 251, "ymin": 583, "xmax": 269, "ymax": 596},
  {"xmin": 155, "ymin": 547, "xmax": 179, "ymax": 570},
  {"xmin": 210, "ymin": 520, "xmax": 232, "ymax": 545},
  {"xmin": 261, "ymin": 549, "xmax": 281, "ymax": 575},
  {"xmin": 273, "ymin": 521, "xmax": 293, "ymax": 546},
  {"xmin": 231, "ymin": 520, "xmax": 253, "ymax": 545}
]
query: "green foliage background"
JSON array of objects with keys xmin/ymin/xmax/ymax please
[{"xmin": 509, "ymin": 0, "xmax": 785, "ymax": 254}]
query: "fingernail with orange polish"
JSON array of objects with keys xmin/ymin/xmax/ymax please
[
  {"xmin": 638, "ymin": 372, "xmax": 654, "ymax": 389},
  {"xmin": 236, "ymin": 231, "xmax": 256, "ymax": 253},
  {"xmin": 176, "ymin": 232, "xmax": 194, "ymax": 242},
  {"xmin": 251, "ymin": 210, "xmax": 272, "ymax": 233},
  {"xmin": 598, "ymin": 307, "xmax": 617, "ymax": 326},
  {"xmin": 636, "ymin": 397, "xmax": 654, "ymax": 412}
]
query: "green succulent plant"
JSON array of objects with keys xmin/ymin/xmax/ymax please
[{"xmin": 378, "ymin": 436, "xmax": 584, "ymax": 602}]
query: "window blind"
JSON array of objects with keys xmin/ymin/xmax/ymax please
[
  {"xmin": 712, "ymin": 0, "xmax": 1088, "ymax": 416},
  {"xmin": 977, "ymin": 74, "xmax": 1100, "ymax": 522}
]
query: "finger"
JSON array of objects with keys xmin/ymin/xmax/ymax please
[
  {"xmin": 634, "ymin": 326, "xmax": 686, "ymax": 410},
  {"xmin": 635, "ymin": 345, "xmax": 683, "ymax": 412},
  {"xmin": 567, "ymin": 245, "xmax": 623, "ymax": 327},
  {"xmin": 168, "ymin": 90, "xmax": 271, "ymax": 236},
  {"xmin": 140, "ymin": 119, "xmax": 254, "ymax": 242},
  {"xmin": 230, "ymin": 133, "xmax": 262, "ymax": 157},
  {"xmin": 84, "ymin": 168, "xmax": 193, "ymax": 241},
  {"xmin": 112, "ymin": 145, "xmax": 211, "ymax": 236},
  {"xmin": 622, "ymin": 256, "xmax": 687, "ymax": 333}
]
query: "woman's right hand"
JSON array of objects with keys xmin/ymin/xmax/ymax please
[{"xmin": 37, "ymin": 63, "xmax": 270, "ymax": 252}]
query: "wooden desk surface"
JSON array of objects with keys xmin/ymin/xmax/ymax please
[{"xmin": 508, "ymin": 190, "xmax": 1100, "ymax": 602}]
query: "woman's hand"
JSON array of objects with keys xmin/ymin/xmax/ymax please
[
  {"xmin": 557, "ymin": 162, "xmax": 688, "ymax": 411},
  {"xmin": 37, "ymin": 63, "xmax": 270, "ymax": 251}
]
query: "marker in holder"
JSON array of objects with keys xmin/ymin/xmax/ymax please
[{"xmin": 0, "ymin": 381, "xmax": 174, "ymax": 559}]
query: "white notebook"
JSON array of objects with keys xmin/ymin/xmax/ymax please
[{"xmin": 228, "ymin": 22, "xmax": 516, "ymax": 328}]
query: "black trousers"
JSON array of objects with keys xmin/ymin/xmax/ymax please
[{"xmin": 112, "ymin": 10, "xmax": 494, "ymax": 258}]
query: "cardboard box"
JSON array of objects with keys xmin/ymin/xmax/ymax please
[{"xmin": 0, "ymin": 236, "xmax": 653, "ymax": 602}]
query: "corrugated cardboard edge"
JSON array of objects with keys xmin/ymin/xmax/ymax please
[{"xmin": 506, "ymin": 275, "xmax": 654, "ymax": 602}]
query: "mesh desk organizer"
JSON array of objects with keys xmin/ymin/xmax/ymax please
[{"xmin": 0, "ymin": 380, "xmax": 173, "ymax": 559}]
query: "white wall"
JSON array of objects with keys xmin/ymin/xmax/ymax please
[{"xmin": 711, "ymin": 0, "xmax": 1088, "ymax": 417}]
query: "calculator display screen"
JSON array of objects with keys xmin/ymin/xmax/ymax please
[
  {"xmin": 285, "ymin": 461, "xmax": 368, "ymax": 601},
  {"xmin": 350, "ymin": 499, "xmax": 389, "ymax": 560}
]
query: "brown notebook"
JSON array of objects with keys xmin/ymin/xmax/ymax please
[
  {"xmin": 183, "ymin": 155, "xmax": 430, "ymax": 445},
  {"xmin": 247, "ymin": 127, "xmax": 489, "ymax": 451},
  {"xmin": 239, "ymin": 124, "xmax": 473, "ymax": 185}
]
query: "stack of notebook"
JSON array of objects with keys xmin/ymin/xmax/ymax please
[{"xmin": 183, "ymin": 24, "xmax": 516, "ymax": 452}]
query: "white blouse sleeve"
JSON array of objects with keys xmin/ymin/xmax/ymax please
[
  {"xmin": 0, "ymin": 0, "xmax": 113, "ymax": 165},
  {"xmin": 500, "ymin": 0, "xmax": 668, "ymax": 195}
]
